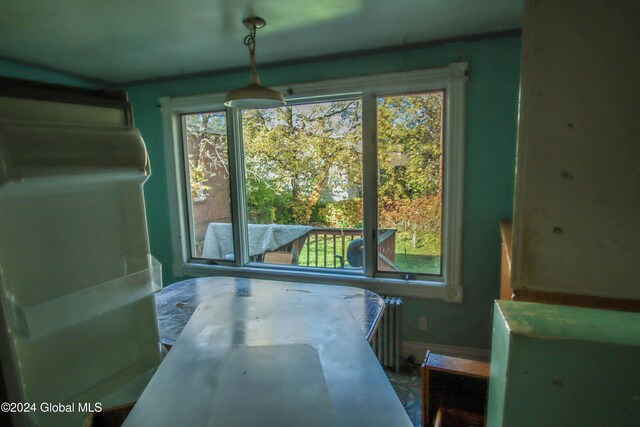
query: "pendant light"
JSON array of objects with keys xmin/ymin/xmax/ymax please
[{"xmin": 224, "ymin": 17, "xmax": 285, "ymax": 109}]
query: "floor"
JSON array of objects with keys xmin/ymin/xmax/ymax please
[{"xmin": 386, "ymin": 367, "xmax": 421, "ymax": 427}]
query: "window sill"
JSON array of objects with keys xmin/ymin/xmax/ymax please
[{"xmin": 176, "ymin": 262, "xmax": 457, "ymax": 300}]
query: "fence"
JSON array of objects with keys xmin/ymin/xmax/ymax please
[{"xmin": 301, "ymin": 228, "xmax": 398, "ymax": 270}]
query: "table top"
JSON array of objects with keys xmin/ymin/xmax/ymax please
[
  {"xmin": 154, "ymin": 276, "xmax": 385, "ymax": 347},
  {"xmin": 127, "ymin": 277, "xmax": 412, "ymax": 427},
  {"xmin": 202, "ymin": 223, "xmax": 312, "ymax": 259}
]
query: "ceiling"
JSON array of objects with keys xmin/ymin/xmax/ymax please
[{"xmin": 0, "ymin": 0, "xmax": 523, "ymax": 85}]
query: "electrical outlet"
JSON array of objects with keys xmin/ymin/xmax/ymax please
[{"xmin": 419, "ymin": 316, "xmax": 428, "ymax": 331}]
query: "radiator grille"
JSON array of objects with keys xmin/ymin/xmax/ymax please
[{"xmin": 371, "ymin": 296, "xmax": 403, "ymax": 372}]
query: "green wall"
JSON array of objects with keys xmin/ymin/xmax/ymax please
[
  {"xmin": 126, "ymin": 34, "xmax": 521, "ymax": 350},
  {"xmin": 0, "ymin": 36, "xmax": 520, "ymax": 349},
  {"xmin": 0, "ymin": 59, "xmax": 99, "ymax": 88},
  {"xmin": 3, "ymin": 35, "xmax": 520, "ymax": 350}
]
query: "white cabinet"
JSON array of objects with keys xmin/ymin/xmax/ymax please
[
  {"xmin": 0, "ymin": 83, "xmax": 162, "ymax": 427},
  {"xmin": 511, "ymin": 0, "xmax": 640, "ymax": 300}
]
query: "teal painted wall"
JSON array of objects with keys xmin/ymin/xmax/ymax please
[
  {"xmin": 0, "ymin": 59, "xmax": 99, "ymax": 88},
  {"xmin": 128, "ymin": 35, "xmax": 520, "ymax": 350}
]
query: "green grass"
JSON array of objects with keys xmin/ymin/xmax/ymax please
[
  {"xmin": 394, "ymin": 254, "xmax": 440, "ymax": 275},
  {"xmin": 394, "ymin": 230, "xmax": 440, "ymax": 256},
  {"xmin": 393, "ymin": 231, "xmax": 441, "ymax": 274}
]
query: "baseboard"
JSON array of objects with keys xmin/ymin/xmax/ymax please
[{"xmin": 401, "ymin": 340, "xmax": 490, "ymax": 363}]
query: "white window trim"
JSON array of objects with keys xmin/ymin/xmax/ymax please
[{"xmin": 159, "ymin": 62, "xmax": 467, "ymax": 301}]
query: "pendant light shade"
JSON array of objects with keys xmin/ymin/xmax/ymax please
[
  {"xmin": 224, "ymin": 72, "xmax": 285, "ymax": 109},
  {"xmin": 224, "ymin": 17, "xmax": 285, "ymax": 109}
]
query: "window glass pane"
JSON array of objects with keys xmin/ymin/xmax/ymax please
[
  {"xmin": 182, "ymin": 112, "xmax": 233, "ymax": 260},
  {"xmin": 376, "ymin": 92, "xmax": 443, "ymax": 275},
  {"xmin": 241, "ymin": 100, "xmax": 363, "ymax": 269}
]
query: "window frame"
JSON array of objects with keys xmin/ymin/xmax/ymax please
[{"xmin": 159, "ymin": 62, "xmax": 467, "ymax": 301}]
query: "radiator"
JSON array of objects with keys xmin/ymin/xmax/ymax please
[{"xmin": 371, "ymin": 296, "xmax": 403, "ymax": 372}]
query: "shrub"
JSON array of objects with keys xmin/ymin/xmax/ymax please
[
  {"xmin": 318, "ymin": 198, "xmax": 363, "ymax": 228},
  {"xmin": 379, "ymin": 194, "xmax": 441, "ymax": 249}
]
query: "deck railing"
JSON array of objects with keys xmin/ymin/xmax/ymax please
[{"xmin": 301, "ymin": 227, "xmax": 397, "ymax": 270}]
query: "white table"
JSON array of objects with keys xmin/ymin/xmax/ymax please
[
  {"xmin": 202, "ymin": 223, "xmax": 312, "ymax": 261},
  {"xmin": 126, "ymin": 279, "xmax": 412, "ymax": 427},
  {"xmin": 154, "ymin": 277, "xmax": 385, "ymax": 348}
]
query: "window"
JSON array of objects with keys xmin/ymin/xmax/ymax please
[
  {"xmin": 377, "ymin": 92, "xmax": 444, "ymax": 276},
  {"xmin": 182, "ymin": 111, "xmax": 233, "ymax": 259},
  {"xmin": 160, "ymin": 63, "xmax": 467, "ymax": 300},
  {"xmin": 242, "ymin": 99, "xmax": 363, "ymax": 268}
]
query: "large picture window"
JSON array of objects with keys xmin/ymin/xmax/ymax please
[{"xmin": 161, "ymin": 63, "xmax": 467, "ymax": 300}]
